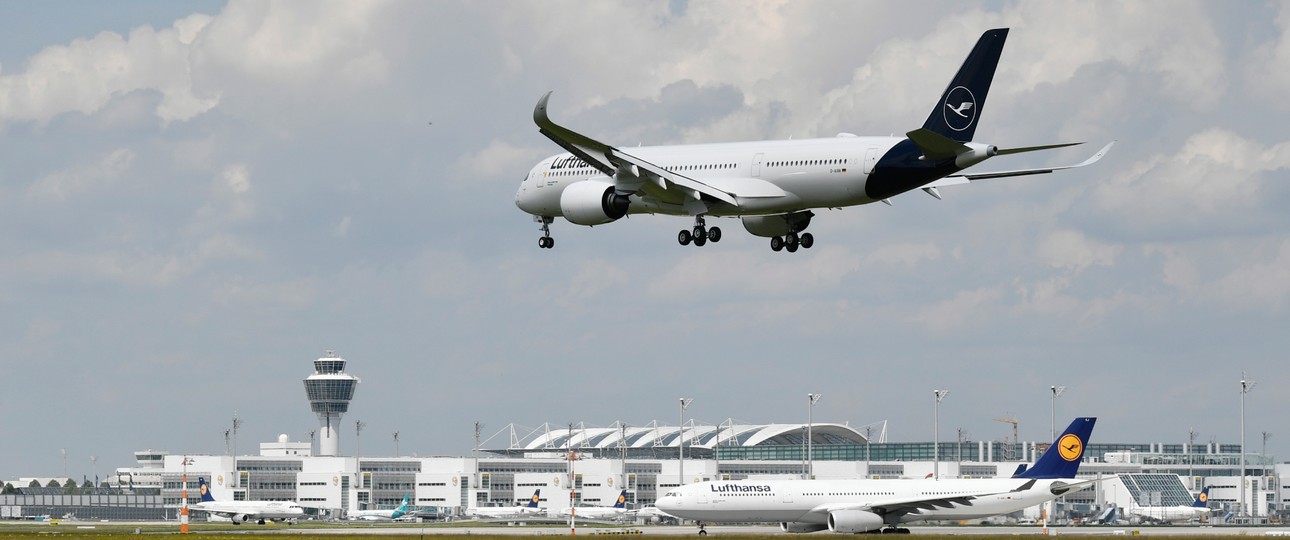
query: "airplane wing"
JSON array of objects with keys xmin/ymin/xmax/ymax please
[
  {"xmin": 926, "ymin": 141, "xmax": 1115, "ymax": 186},
  {"xmin": 812, "ymin": 480, "xmax": 1039, "ymax": 520},
  {"xmin": 534, "ymin": 92, "xmax": 741, "ymax": 208}
]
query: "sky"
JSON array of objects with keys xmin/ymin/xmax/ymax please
[{"xmin": 2, "ymin": 0, "xmax": 1288, "ymax": 481}]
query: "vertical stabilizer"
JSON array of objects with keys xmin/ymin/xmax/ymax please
[
  {"xmin": 1014, "ymin": 417, "xmax": 1096, "ymax": 479},
  {"xmin": 920, "ymin": 28, "xmax": 1008, "ymax": 142},
  {"xmin": 198, "ymin": 477, "xmax": 217, "ymax": 503}
]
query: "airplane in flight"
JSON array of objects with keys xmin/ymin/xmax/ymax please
[
  {"xmin": 1125, "ymin": 486, "xmax": 1211, "ymax": 524},
  {"xmin": 466, "ymin": 488, "xmax": 547, "ymax": 518},
  {"xmin": 347, "ymin": 493, "xmax": 413, "ymax": 521},
  {"xmin": 515, "ymin": 28, "xmax": 1112, "ymax": 252},
  {"xmin": 190, "ymin": 477, "xmax": 305, "ymax": 525},
  {"xmin": 654, "ymin": 417, "xmax": 1097, "ymax": 534},
  {"xmin": 558, "ymin": 489, "xmax": 632, "ymax": 520}
]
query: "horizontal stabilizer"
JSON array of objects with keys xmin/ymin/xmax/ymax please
[
  {"xmin": 906, "ymin": 128, "xmax": 969, "ymax": 160},
  {"xmin": 996, "ymin": 141, "xmax": 1084, "ymax": 155},
  {"xmin": 927, "ymin": 141, "xmax": 1115, "ymax": 183}
]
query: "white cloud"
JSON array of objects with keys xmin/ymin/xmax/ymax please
[
  {"xmin": 27, "ymin": 148, "xmax": 136, "ymax": 202},
  {"xmin": 1095, "ymin": 128, "xmax": 1290, "ymax": 225},
  {"xmin": 1036, "ymin": 230, "xmax": 1120, "ymax": 273},
  {"xmin": 0, "ymin": 15, "xmax": 217, "ymax": 124}
]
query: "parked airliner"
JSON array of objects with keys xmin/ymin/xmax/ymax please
[
  {"xmin": 558, "ymin": 489, "xmax": 631, "ymax": 520},
  {"xmin": 1126, "ymin": 486, "xmax": 1211, "ymax": 524},
  {"xmin": 347, "ymin": 493, "xmax": 412, "ymax": 521},
  {"xmin": 190, "ymin": 477, "xmax": 304, "ymax": 525},
  {"xmin": 654, "ymin": 418, "xmax": 1096, "ymax": 534},
  {"xmin": 466, "ymin": 488, "xmax": 546, "ymax": 518},
  {"xmin": 515, "ymin": 28, "xmax": 1112, "ymax": 251}
]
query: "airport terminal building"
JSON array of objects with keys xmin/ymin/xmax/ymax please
[{"xmin": 6, "ymin": 352, "xmax": 1284, "ymax": 524}]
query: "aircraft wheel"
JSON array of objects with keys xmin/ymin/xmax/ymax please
[
  {"xmin": 800, "ymin": 233, "xmax": 814, "ymax": 249},
  {"xmin": 786, "ymin": 241, "xmax": 799, "ymax": 253},
  {"xmin": 770, "ymin": 237, "xmax": 784, "ymax": 252},
  {"xmin": 678, "ymin": 230, "xmax": 692, "ymax": 246},
  {"xmin": 694, "ymin": 234, "xmax": 707, "ymax": 247},
  {"xmin": 785, "ymin": 233, "xmax": 799, "ymax": 251},
  {"xmin": 708, "ymin": 226, "xmax": 722, "ymax": 242}
]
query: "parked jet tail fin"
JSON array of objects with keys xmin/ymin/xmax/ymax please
[
  {"xmin": 920, "ymin": 28, "xmax": 1008, "ymax": 143},
  {"xmin": 198, "ymin": 477, "xmax": 216, "ymax": 503},
  {"xmin": 1195, "ymin": 487, "xmax": 1210, "ymax": 508},
  {"xmin": 1014, "ymin": 417, "xmax": 1097, "ymax": 479},
  {"xmin": 613, "ymin": 489, "xmax": 628, "ymax": 509},
  {"xmin": 527, "ymin": 489, "xmax": 541, "ymax": 508},
  {"xmin": 1011, "ymin": 464, "xmax": 1028, "ymax": 477}
]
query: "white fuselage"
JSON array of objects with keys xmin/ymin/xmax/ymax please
[
  {"xmin": 1126, "ymin": 505, "xmax": 1209, "ymax": 523},
  {"xmin": 515, "ymin": 136, "xmax": 902, "ymax": 219},
  {"xmin": 348, "ymin": 508, "xmax": 402, "ymax": 521},
  {"xmin": 191, "ymin": 500, "xmax": 304, "ymax": 522},
  {"xmin": 467, "ymin": 506, "xmax": 546, "ymax": 518},
  {"xmin": 656, "ymin": 478, "xmax": 1072, "ymax": 525},
  {"xmin": 557, "ymin": 506, "xmax": 628, "ymax": 520}
]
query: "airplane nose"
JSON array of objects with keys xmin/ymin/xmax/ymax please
[{"xmin": 656, "ymin": 495, "xmax": 678, "ymax": 512}]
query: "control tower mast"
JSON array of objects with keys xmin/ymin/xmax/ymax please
[{"xmin": 303, "ymin": 351, "xmax": 360, "ymax": 456}]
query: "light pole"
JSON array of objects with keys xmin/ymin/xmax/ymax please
[
  {"xmin": 933, "ymin": 390, "xmax": 949, "ymax": 480},
  {"xmin": 679, "ymin": 398, "xmax": 693, "ymax": 487},
  {"xmin": 808, "ymin": 393, "xmax": 822, "ymax": 478},
  {"xmin": 1240, "ymin": 376, "xmax": 1255, "ymax": 517},
  {"xmin": 1050, "ymin": 385, "xmax": 1066, "ymax": 442},
  {"xmin": 393, "ymin": 431, "xmax": 400, "ymax": 457}
]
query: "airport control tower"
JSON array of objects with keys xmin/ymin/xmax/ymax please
[{"xmin": 303, "ymin": 350, "xmax": 360, "ymax": 456}]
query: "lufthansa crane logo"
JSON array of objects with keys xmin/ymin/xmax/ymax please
[
  {"xmin": 1199, "ymin": 492, "xmax": 1208, "ymax": 503},
  {"xmin": 1057, "ymin": 434, "xmax": 1084, "ymax": 461},
  {"xmin": 942, "ymin": 86, "xmax": 977, "ymax": 132}
]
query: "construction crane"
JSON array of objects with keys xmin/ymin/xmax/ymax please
[{"xmin": 994, "ymin": 415, "xmax": 1019, "ymax": 461}]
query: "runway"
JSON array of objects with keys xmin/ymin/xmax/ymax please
[{"xmin": 256, "ymin": 523, "xmax": 1290, "ymax": 536}]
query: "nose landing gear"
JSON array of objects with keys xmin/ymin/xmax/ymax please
[
  {"xmin": 536, "ymin": 216, "xmax": 555, "ymax": 249},
  {"xmin": 678, "ymin": 216, "xmax": 721, "ymax": 247}
]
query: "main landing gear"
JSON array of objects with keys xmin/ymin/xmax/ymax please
[
  {"xmin": 769, "ymin": 232, "xmax": 814, "ymax": 253},
  {"xmin": 536, "ymin": 216, "xmax": 555, "ymax": 249},
  {"xmin": 677, "ymin": 216, "xmax": 721, "ymax": 247},
  {"xmin": 879, "ymin": 527, "xmax": 910, "ymax": 534}
]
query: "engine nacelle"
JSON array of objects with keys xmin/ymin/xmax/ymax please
[
  {"xmin": 954, "ymin": 142, "xmax": 997, "ymax": 169},
  {"xmin": 231, "ymin": 514, "xmax": 247, "ymax": 524},
  {"xmin": 559, "ymin": 180, "xmax": 630, "ymax": 226},
  {"xmin": 827, "ymin": 510, "xmax": 884, "ymax": 533},
  {"xmin": 741, "ymin": 212, "xmax": 813, "ymax": 238},
  {"xmin": 780, "ymin": 521, "xmax": 829, "ymax": 533}
]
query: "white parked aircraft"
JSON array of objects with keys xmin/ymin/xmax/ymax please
[
  {"xmin": 515, "ymin": 28, "xmax": 1112, "ymax": 252},
  {"xmin": 655, "ymin": 418, "xmax": 1097, "ymax": 534},
  {"xmin": 348, "ymin": 493, "xmax": 412, "ymax": 521},
  {"xmin": 466, "ymin": 488, "xmax": 546, "ymax": 518},
  {"xmin": 190, "ymin": 477, "xmax": 304, "ymax": 525},
  {"xmin": 1126, "ymin": 486, "xmax": 1211, "ymax": 524},
  {"xmin": 558, "ymin": 489, "xmax": 631, "ymax": 520}
]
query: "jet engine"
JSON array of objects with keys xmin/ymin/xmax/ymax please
[
  {"xmin": 740, "ymin": 212, "xmax": 813, "ymax": 238},
  {"xmin": 230, "ymin": 514, "xmax": 250, "ymax": 525},
  {"xmin": 559, "ymin": 180, "xmax": 630, "ymax": 225},
  {"xmin": 780, "ymin": 521, "xmax": 829, "ymax": 533},
  {"xmin": 827, "ymin": 509, "xmax": 884, "ymax": 533}
]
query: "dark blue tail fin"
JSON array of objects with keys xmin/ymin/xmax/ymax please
[
  {"xmin": 526, "ymin": 489, "xmax": 541, "ymax": 508},
  {"xmin": 198, "ymin": 477, "xmax": 216, "ymax": 503},
  {"xmin": 612, "ymin": 489, "xmax": 628, "ymax": 509},
  {"xmin": 1194, "ymin": 487, "xmax": 1210, "ymax": 508},
  {"xmin": 921, "ymin": 28, "xmax": 1008, "ymax": 143},
  {"xmin": 1014, "ymin": 417, "xmax": 1096, "ymax": 479}
]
